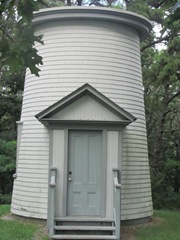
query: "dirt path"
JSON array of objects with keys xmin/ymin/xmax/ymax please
[{"xmin": 121, "ymin": 226, "xmax": 137, "ymax": 240}]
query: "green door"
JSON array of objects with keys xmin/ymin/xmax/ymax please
[{"xmin": 68, "ymin": 130, "xmax": 103, "ymax": 216}]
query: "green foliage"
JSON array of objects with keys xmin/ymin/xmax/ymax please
[
  {"xmin": 0, "ymin": 140, "xmax": 16, "ymax": 203},
  {"xmin": 137, "ymin": 0, "xmax": 180, "ymax": 209},
  {"xmin": 42, "ymin": 0, "xmax": 64, "ymax": 7},
  {"xmin": 161, "ymin": 7, "xmax": 180, "ymax": 36},
  {"xmin": 0, "ymin": 70, "xmax": 24, "ymax": 142},
  {"xmin": 163, "ymin": 193, "xmax": 180, "ymax": 210},
  {"xmin": 0, "ymin": 140, "xmax": 16, "ymax": 172},
  {"xmin": 151, "ymin": 173, "xmax": 166, "ymax": 209},
  {"xmin": 0, "ymin": 194, "xmax": 12, "ymax": 204},
  {"xmin": 0, "ymin": 0, "xmax": 47, "ymax": 76},
  {"xmin": 165, "ymin": 160, "xmax": 180, "ymax": 183}
]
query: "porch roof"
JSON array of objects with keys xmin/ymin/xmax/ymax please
[{"xmin": 36, "ymin": 83, "xmax": 136, "ymax": 128}]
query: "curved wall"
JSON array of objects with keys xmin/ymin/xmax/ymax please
[{"xmin": 11, "ymin": 7, "xmax": 152, "ymax": 220}]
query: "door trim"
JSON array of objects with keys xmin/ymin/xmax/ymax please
[{"xmin": 63, "ymin": 128, "xmax": 68, "ymax": 217}]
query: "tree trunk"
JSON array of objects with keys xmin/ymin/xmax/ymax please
[
  {"xmin": 174, "ymin": 179, "xmax": 180, "ymax": 193},
  {"xmin": 67, "ymin": 0, "xmax": 71, "ymax": 6}
]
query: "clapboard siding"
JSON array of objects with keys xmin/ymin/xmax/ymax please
[
  {"xmin": 15, "ymin": 181, "xmax": 48, "ymax": 188},
  {"xmin": 122, "ymin": 184, "xmax": 151, "ymax": 191},
  {"xmin": 122, "ymin": 180, "xmax": 151, "ymax": 185},
  {"xmin": 122, "ymin": 201, "xmax": 152, "ymax": 209},
  {"xmin": 122, "ymin": 165, "xmax": 149, "ymax": 170},
  {"xmin": 17, "ymin": 168, "xmax": 48, "ymax": 174},
  {"xmin": 13, "ymin": 184, "xmax": 48, "ymax": 192},
  {"xmin": 122, "ymin": 190, "xmax": 151, "ymax": 196},
  {"xmin": 122, "ymin": 199, "xmax": 152, "ymax": 206},
  {"xmin": 13, "ymin": 194, "xmax": 47, "ymax": 203},
  {"xmin": 23, "ymin": 84, "xmax": 144, "ymax": 95},
  {"xmin": 122, "ymin": 207, "xmax": 152, "ymax": 217},
  {"xmin": 11, "ymin": 7, "xmax": 152, "ymax": 220},
  {"xmin": 12, "ymin": 200, "xmax": 47, "ymax": 210},
  {"xmin": 14, "ymin": 178, "xmax": 48, "ymax": 185},
  {"xmin": 13, "ymin": 189, "xmax": 47, "ymax": 199},
  {"xmin": 25, "ymin": 75, "xmax": 143, "ymax": 87}
]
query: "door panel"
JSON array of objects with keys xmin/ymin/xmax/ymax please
[{"xmin": 68, "ymin": 130, "xmax": 102, "ymax": 216}]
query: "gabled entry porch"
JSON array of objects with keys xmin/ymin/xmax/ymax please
[{"xmin": 36, "ymin": 84, "xmax": 135, "ymax": 239}]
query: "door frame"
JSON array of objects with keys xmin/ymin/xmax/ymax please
[
  {"xmin": 48, "ymin": 124, "xmax": 124, "ymax": 220},
  {"xmin": 63, "ymin": 128, "xmax": 107, "ymax": 218}
]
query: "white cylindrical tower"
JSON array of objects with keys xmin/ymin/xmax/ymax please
[{"xmin": 11, "ymin": 7, "xmax": 153, "ymax": 222}]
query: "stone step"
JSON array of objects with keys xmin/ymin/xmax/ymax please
[{"xmin": 52, "ymin": 235, "xmax": 117, "ymax": 239}]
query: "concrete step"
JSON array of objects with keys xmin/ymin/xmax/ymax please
[
  {"xmin": 54, "ymin": 225, "xmax": 115, "ymax": 231},
  {"xmin": 55, "ymin": 217, "xmax": 114, "ymax": 222},
  {"xmin": 55, "ymin": 217, "xmax": 114, "ymax": 226},
  {"xmin": 52, "ymin": 235, "xmax": 117, "ymax": 239},
  {"xmin": 53, "ymin": 217, "xmax": 117, "ymax": 239}
]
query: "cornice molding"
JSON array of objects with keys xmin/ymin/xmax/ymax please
[{"xmin": 33, "ymin": 7, "xmax": 152, "ymax": 40}]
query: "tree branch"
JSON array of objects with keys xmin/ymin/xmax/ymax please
[
  {"xmin": 0, "ymin": 26, "xmax": 15, "ymax": 43},
  {"xmin": 167, "ymin": 90, "xmax": 180, "ymax": 105},
  {"xmin": 141, "ymin": 36, "xmax": 170, "ymax": 51}
]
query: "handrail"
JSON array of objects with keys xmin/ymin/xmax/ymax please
[
  {"xmin": 113, "ymin": 168, "xmax": 121, "ymax": 240},
  {"xmin": 48, "ymin": 167, "xmax": 57, "ymax": 238}
]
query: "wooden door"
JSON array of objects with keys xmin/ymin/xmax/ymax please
[{"xmin": 67, "ymin": 130, "xmax": 103, "ymax": 216}]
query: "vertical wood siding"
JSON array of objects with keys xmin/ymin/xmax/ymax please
[{"xmin": 11, "ymin": 18, "xmax": 152, "ymax": 220}]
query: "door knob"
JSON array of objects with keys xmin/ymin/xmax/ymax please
[{"xmin": 69, "ymin": 177, "xmax": 72, "ymax": 182}]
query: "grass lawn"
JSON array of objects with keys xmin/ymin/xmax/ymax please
[
  {"xmin": 0, "ymin": 205, "xmax": 48, "ymax": 240},
  {"xmin": 136, "ymin": 210, "xmax": 180, "ymax": 240},
  {"xmin": 0, "ymin": 205, "xmax": 180, "ymax": 240}
]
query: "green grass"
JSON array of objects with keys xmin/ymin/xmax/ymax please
[
  {"xmin": 0, "ymin": 205, "xmax": 49, "ymax": 240},
  {"xmin": 137, "ymin": 210, "xmax": 180, "ymax": 240},
  {"xmin": 0, "ymin": 205, "xmax": 10, "ymax": 217},
  {"xmin": 1, "ymin": 205, "xmax": 180, "ymax": 240}
]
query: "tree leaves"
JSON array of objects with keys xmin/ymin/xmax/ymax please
[{"xmin": 0, "ymin": 0, "xmax": 46, "ymax": 76}]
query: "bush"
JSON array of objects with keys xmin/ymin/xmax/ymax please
[
  {"xmin": 0, "ymin": 194, "xmax": 12, "ymax": 204},
  {"xmin": 163, "ymin": 193, "xmax": 180, "ymax": 210},
  {"xmin": 0, "ymin": 140, "xmax": 16, "ymax": 203}
]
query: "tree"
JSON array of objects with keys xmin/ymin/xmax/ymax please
[
  {"xmin": 0, "ymin": 0, "xmax": 47, "ymax": 76},
  {"xmin": 131, "ymin": 0, "xmax": 180, "ymax": 208},
  {"xmin": 0, "ymin": 68, "xmax": 25, "ymax": 203},
  {"xmin": 0, "ymin": 1, "xmax": 48, "ymax": 203}
]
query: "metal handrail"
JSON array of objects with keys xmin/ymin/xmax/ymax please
[{"xmin": 113, "ymin": 169, "xmax": 121, "ymax": 240}]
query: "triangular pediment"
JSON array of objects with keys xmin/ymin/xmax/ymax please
[{"xmin": 36, "ymin": 84, "xmax": 136, "ymax": 127}]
